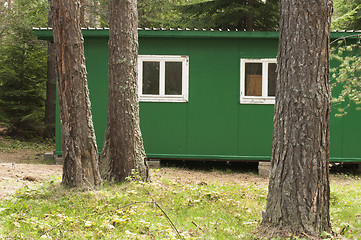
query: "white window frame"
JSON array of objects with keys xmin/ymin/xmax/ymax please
[
  {"xmin": 240, "ymin": 58, "xmax": 277, "ymax": 104},
  {"xmin": 138, "ymin": 55, "xmax": 189, "ymax": 102}
]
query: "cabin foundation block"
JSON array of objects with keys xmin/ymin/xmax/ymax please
[
  {"xmin": 55, "ymin": 156, "xmax": 63, "ymax": 165},
  {"xmin": 258, "ymin": 161, "xmax": 271, "ymax": 178},
  {"xmin": 147, "ymin": 160, "xmax": 160, "ymax": 169},
  {"xmin": 43, "ymin": 152, "xmax": 54, "ymax": 161}
]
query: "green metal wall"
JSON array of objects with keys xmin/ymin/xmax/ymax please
[{"xmin": 49, "ymin": 30, "xmax": 361, "ymax": 162}]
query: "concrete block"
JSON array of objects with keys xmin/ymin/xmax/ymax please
[
  {"xmin": 55, "ymin": 156, "xmax": 63, "ymax": 165},
  {"xmin": 258, "ymin": 161, "xmax": 271, "ymax": 178},
  {"xmin": 147, "ymin": 160, "xmax": 160, "ymax": 169},
  {"xmin": 43, "ymin": 152, "xmax": 54, "ymax": 160}
]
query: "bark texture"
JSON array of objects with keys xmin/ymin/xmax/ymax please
[
  {"xmin": 43, "ymin": 41, "xmax": 56, "ymax": 139},
  {"xmin": 80, "ymin": 0, "xmax": 85, "ymax": 27},
  {"xmin": 44, "ymin": 1, "xmax": 56, "ymax": 139},
  {"xmin": 262, "ymin": 0, "xmax": 333, "ymax": 237},
  {"xmin": 246, "ymin": 0, "xmax": 254, "ymax": 31},
  {"xmin": 100, "ymin": 0, "xmax": 148, "ymax": 182},
  {"xmin": 51, "ymin": 0, "xmax": 101, "ymax": 188}
]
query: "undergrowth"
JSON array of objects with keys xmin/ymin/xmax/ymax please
[
  {"xmin": 0, "ymin": 174, "xmax": 360, "ymax": 239},
  {"xmin": 0, "ymin": 136, "xmax": 54, "ymax": 153}
]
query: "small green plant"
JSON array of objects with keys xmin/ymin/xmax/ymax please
[{"xmin": 125, "ymin": 169, "xmax": 144, "ymax": 183}]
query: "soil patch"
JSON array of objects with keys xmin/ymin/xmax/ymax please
[
  {"xmin": 0, "ymin": 150, "xmax": 46, "ymax": 164},
  {"xmin": 0, "ymin": 163, "xmax": 62, "ymax": 198},
  {"xmin": 151, "ymin": 167, "xmax": 267, "ymax": 186}
]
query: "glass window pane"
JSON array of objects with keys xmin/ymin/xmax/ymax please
[
  {"xmin": 165, "ymin": 62, "xmax": 182, "ymax": 95},
  {"xmin": 142, "ymin": 61, "xmax": 159, "ymax": 94},
  {"xmin": 268, "ymin": 63, "xmax": 277, "ymax": 97},
  {"xmin": 245, "ymin": 63, "xmax": 262, "ymax": 96}
]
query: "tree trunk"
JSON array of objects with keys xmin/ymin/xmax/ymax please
[
  {"xmin": 85, "ymin": 0, "xmax": 97, "ymax": 28},
  {"xmin": 51, "ymin": 0, "xmax": 101, "ymax": 188},
  {"xmin": 100, "ymin": 0, "xmax": 148, "ymax": 182},
  {"xmin": 246, "ymin": 0, "xmax": 254, "ymax": 31},
  {"xmin": 80, "ymin": 0, "xmax": 85, "ymax": 27},
  {"xmin": 262, "ymin": 0, "xmax": 333, "ymax": 238},
  {"xmin": 44, "ymin": 0, "xmax": 56, "ymax": 139},
  {"xmin": 43, "ymin": 42, "xmax": 56, "ymax": 139}
]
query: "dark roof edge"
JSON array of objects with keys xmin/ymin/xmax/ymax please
[{"xmin": 33, "ymin": 27, "xmax": 361, "ymax": 40}]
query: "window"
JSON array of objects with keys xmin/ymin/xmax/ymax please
[
  {"xmin": 240, "ymin": 58, "xmax": 277, "ymax": 104},
  {"xmin": 138, "ymin": 55, "xmax": 189, "ymax": 102}
]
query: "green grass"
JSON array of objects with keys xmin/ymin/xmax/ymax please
[
  {"xmin": 330, "ymin": 176, "xmax": 361, "ymax": 239},
  {"xmin": 0, "ymin": 174, "xmax": 360, "ymax": 239}
]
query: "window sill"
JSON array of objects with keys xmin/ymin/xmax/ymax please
[
  {"xmin": 240, "ymin": 97, "xmax": 275, "ymax": 104},
  {"xmin": 140, "ymin": 96, "xmax": 188, "ymax": 102}
]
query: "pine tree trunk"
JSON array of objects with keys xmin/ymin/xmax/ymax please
[
  {"xmin": 262, "ymin": 0, "xmax": 333, "ymax": 238},
  {"xmin": 80, "ymin": 0, "xmax": 85, "ymax": 27},
  {"xmin": 43, "ymin": 41, "xmax": 56, "ymax": 139},
  {"xmin": 44, "ymin": 1, "xmax": 56, "ymax": 139},
  {"xmin": 100, "ymin": 0, "xmax": 148, "ymax": 182},
  {"xmin": 51, "ymin": 0, "xmax": 101, "ymax": 188},
  {"xmin": 246, "ymin": 0, "xmax": 254, "ymax": 31},
  {"xmin": 86, "ymin": 0, "xmax": 97, "ymax": 28}
]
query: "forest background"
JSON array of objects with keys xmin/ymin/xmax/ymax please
[{"xmin": 0, "ymin": 0, "xmax": 360, "ymax": 140}]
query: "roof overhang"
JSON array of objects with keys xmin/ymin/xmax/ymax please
[{"xmin": 33, "ymin": 27, "xmax": 361, "ymax": 41}]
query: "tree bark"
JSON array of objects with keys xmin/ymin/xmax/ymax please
[
  {"xmin": 44, "ymin": 0, "xmax": 56, "ymax": 139},
  {"xmin": 43, "ymin": 41, "xmax": 56, "ymax": 139},
  {"xmin": 262, "ymin": 0, "xmax": 333, "ymax": 238},
  {"xmin": 80, "ymin": 0, "xmax": 85, "ymax": 27},
  {"xmin": 86, "ymin": 0, "xmax": 97, "ymax": 28},
  {"xmin": 246, "ymin": 0, "xmax": 254, "ymax": 31},
  {"xmin": 100, "ymin": 0, "xmax": 148, "ymax": 182},
  {"xmin": 51, "ymin": 0, "xmax": 101, "ymax": 188}
]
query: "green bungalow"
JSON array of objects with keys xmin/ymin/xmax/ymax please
[{"xmin": 34, "ymin": 28, "xmax": 361, "ymax": 164}]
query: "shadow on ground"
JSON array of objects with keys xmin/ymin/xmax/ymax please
[
  {"xmin": 330, "ymin": 163, "xmax": 361, "ymax": 176},
  {"xmin": 160, "ymin": 160, "xmax": 360, "ymax": 177},
  {"xmin": 160, "ymin": 160, "xmax": 259, "ymax": 174}
]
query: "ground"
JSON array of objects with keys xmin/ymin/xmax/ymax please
[
  {"xmin": 0, "ymin": 132, "xmax": 359, "ymax": 199},
  {"xmin": 1, "ymin": 148, "xmax": 360, "ymax": 200},
  {"xmin": 0, "ymin": 147, "xmax": 270, "ymax": 199},
  {"xmin": 0, "ymin": 161, "xmax": 61, "ymax": 198}
]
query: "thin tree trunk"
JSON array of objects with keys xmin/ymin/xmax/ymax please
[
  {"xmin": 262, "ymin": 0, "xmax": 333, "ymax": 238},
  {"xmin": 44, "ymin": 0, "xmax": 56, "ymax": 139},
  {"xmin": 80, "ymin": 0, "xmax": 85, "ymax": 27},
  {"xmin": 43, "ymin": 42, "xmax": 56, "ymax": 139},
  {"xmin": 100, "ymin": 0, "xmax": 148, "ymax": 182},
  {"xmin": 51, "ymin": 0, "xmax": 101, "ymax": 188},
  {"xmin": 246, "ymin": 0, "xmax": 254, "ymax": 31},
  {"xmin": 86, "ymin": 0, "xmax": 97, "ymax": 28}
]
